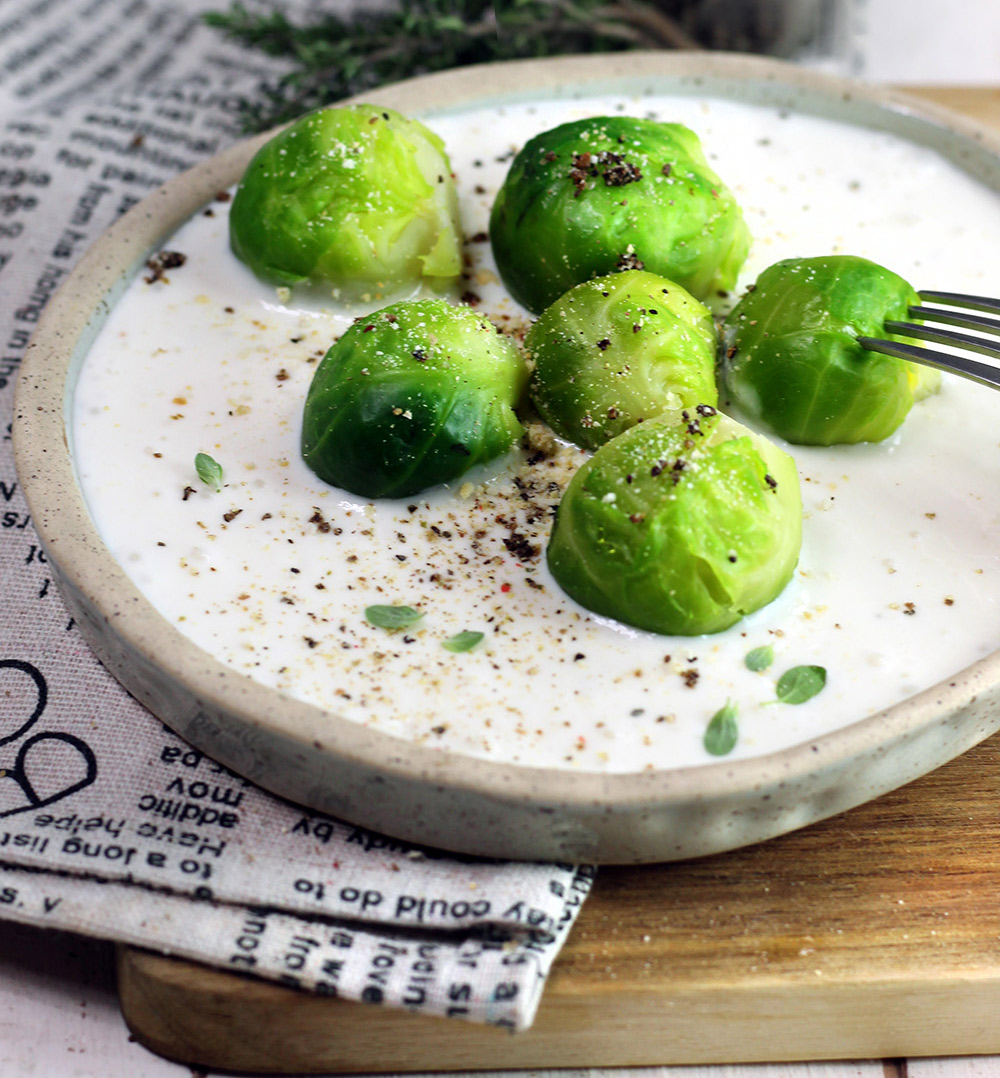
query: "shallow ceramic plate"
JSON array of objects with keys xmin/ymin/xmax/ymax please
[{"xmin": 15, "ymin": 52, "xmax": 1000, "ymax": 863}]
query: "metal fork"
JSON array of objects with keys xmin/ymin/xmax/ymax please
[{"xmin": 857, "ymin": 291, "xmax": 1000, "ymax": 390}]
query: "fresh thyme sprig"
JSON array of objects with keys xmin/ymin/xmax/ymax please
[{"xmin": 203, "ymin": 0, "xmax": 700, "ymax": 132}]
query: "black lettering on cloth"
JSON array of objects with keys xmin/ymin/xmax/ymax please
[{"xmin": 0, "ymin": 659, "xmax": 97, "ymax": 818}]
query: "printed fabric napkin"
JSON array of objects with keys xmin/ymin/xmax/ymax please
[{"xmin": 0, "ymin": 0, "xmax": 594, "ymax": 1030}]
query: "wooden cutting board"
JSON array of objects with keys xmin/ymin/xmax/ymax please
[
  {"xmin": 119, "ymin": 723, "xmax": 1000, "ymax": 1072},
  {"xmin": 117, "ymin": 87, "xmax": 1000, "ymax": 1074}
]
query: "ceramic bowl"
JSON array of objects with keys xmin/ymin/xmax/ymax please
[{"xmin": 14, "ymin": 52, "xmax": 1000, "ymax": 863}]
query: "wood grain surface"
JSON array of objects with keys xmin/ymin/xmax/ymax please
[
  {"xmin": 116, "ymin": 87, "xmax": 1000, "ymax": 1075},
  {"xmin": 119, "ymin": 724, "xmax": 1000, "ymax": 1072}
]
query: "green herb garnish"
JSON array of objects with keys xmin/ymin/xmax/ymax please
[
  {"xmin": 203, "ymin": 1, "xmax": 705, "ymax": 133},
  {"xmin": 703, "ymin": 700, "xmax": 738, "ymax": 756},
  {"xmin": 744, "ymin": 644, "xmax": 774, "ymax": 672},
  {"xmin": 194, "ymin": 452, "xmax": 224, "ymax": 492},
  {"xmin": 365, "ymin": 604, "xmax": 424, "ymax": 630},
  {"xmin": 775, "ymin": 665, "xmax": 827, "ymax": 704},
  {"xmin": 442, "ymin": 630, "xmax": 484, "ymax": 653}
]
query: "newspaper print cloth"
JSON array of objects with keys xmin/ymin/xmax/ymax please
[{"xmin": 0, "ymin": 0, "xmax": 594, "ymax": 1030}]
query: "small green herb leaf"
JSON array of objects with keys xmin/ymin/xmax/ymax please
[
  {"xmin": 442, "ymin": 630, "xmax": 484, "ymax": 653},
  {"xmin": 365, "ymin": 605, "xmax": 424, "ymax": 630},
  {"xmin": 195, "ymin": 452, "xmax": 224, "ymax": 492},
  {"xmin": 703, "ymin": 700, "xmax": 738, "ymax": 756},
  {"xmin": 744, "ymin": 644, "xmax": 774, "ymax": 672},
  {"xmin": 776, "ymin": 665, "xmax": 827, "ymax": 704}
]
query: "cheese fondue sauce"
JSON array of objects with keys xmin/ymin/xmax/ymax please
[{"xmin": 72, "ymin": 93, "xmax": 1000, "ymax": 772}]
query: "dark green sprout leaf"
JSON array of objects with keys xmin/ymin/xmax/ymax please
[
  {"xmin": 775, "ymin": 665, "xmax": 827, "ymax": 704},
  {"xmin": 230, "ymin": 103, "xmax": 461, "ymax": 297},
  {"xmin": 744, "ymin": 644, "xmax": 774, "ymax": 672},
  {"xmin": 301, "ymin": 298, "xmax": 526, "ymax": 499},
  {"xmin": 194, "ymin": 452, "xmax": 223, "ymax": 492},
  {"xmin": 491, "ymin": 114, "xmax": 750, "ymax": 312},
  {"xmin": 441, "ymin": 630, "xmax": 484, "ymax": 653},
  {"xmin": 526, "ymin": 270, "xmax": 717, "ymax": 450},
  {"xmin": 720, "ymin": 256, "xmax": 941, "ymax": 446},
  {"xmin": 703, "ymin": 700, "xmax": 738, "ymax": 756},
  {"xmin": 365, "ymin": 604, "xmax": 424, "ymax": 630},
  {"xmin": 546, "ymin": 409, "xmax": 802, "ymax": 636}
]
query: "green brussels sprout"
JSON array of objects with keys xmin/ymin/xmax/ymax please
[
  {"xmin": 526, "ymin": 270, "xmax": 717, "ymax": 450},
  {"xmin": 230, "ymin": 104, "xmax": 461, "ymax": 298},
  {"xmin": 489, "ymin": 115, "xmax": 750, "ymax": 313},
  {"xmin": 547, "ymin": 407, "xmax": 801, "ymax": 636},
  {"xmin": 301, "ymin": 299, "xmax": 527, "ymax": 499},
  {"xmin": 720, "ymin": 255, "xmax": 941, "ymax": 445}
]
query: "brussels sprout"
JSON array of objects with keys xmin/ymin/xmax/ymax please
[
  {"xmin": 547, "ymin": 407, "xmax": 801, "ymax": 636},
  {"xmin": 489, "ymin": 115, "xmax": 750, "ymax": 313},
  {"xmin": 301, "ymin": 299, "xmax": 526, "ymax": 499},
  {"xmin": 720, "ymin": 255, "xmax": 942, "ymax": 445},
  {"xmin": 526, "ymin": 270, "xmax": 717, "ymax": 450},
  {"xmin": 230, "ymin": 104, "xmax": 461, "ymax": 298}
]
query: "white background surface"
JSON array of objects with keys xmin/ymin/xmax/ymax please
[
  {"xmin": 850, "ymin": 0, "xmax": 1000, "ymax": 84},
  {"xmin": 4, "ymin": 0, "xmax": 1000, "ymax": 1075}
]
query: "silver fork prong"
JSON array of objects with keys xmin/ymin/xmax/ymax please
[
  {"xmin": 918, "ymin": 290, "xmax": 1000, "ymax": 314},
  {"xmin": 908, "ymin": 305, "xmax": 1000, "ymax": 336},
  {"xmin": 860, "ymin": 290, "xmax": 1000, "ymax": 392},
  {"xmin": 883, "ymin": 320, "xmax": 1000, "ymax": 361},
  {"xmin": 856, "ymin": 335, "xmax": 1000, "ymax": 391}
]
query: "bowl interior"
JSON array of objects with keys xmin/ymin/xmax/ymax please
[{"xmin": 14, "ymin": 52, "xmax": 1000, "ymax": 863}]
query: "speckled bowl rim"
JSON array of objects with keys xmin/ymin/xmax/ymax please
[{"xmin": 14, "ymin": 51, "xmax": 1000, "ymax": 863}]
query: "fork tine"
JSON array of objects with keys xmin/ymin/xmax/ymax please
[
  {"xmin": 918, "ymin": 290, "xmax": 1000, "ymax": 314},
  {"xmin": 908, "ymin": 305, "xmax": 1000, "ymax": 336},
  {"xmin": 883, "ymin": 320, "xmax": 1000, "ymax": 361},
  {"xmin": 858, "ymin": 289, "xmax": 1000, "ymax": 392},
  {"xmin": 856, "ymin": 335, "xmax": 1000, "ymax": 391}
]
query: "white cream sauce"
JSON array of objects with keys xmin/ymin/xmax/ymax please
[{"xmin": 72, "ymin": 93, "xmax": 1000, "ymax": 772}]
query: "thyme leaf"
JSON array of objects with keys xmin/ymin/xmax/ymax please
[
  {"xmin": 194, "ymin": 452, "xmax": 224, "ymax": 492},
  {"xmin": 202, "ymin": 0, "xmax": 701, "ymax": 132},
  {"xmin": 775, "ymin": 665, "xmax": 827, "ymax": 704},
  {"xmin": 703, "ymin": 700, "xmax": 738, "ymax": 756},
  {"xmin": 365, "ymin": 604, "xmax": 424, "ymax": 630},
  {"xmin": 744, "ymin": 644, "xmax": 774, "ymax": 672},
  {"xmin": 442, "ymin": 630, "xmax": 484, "ymax": 652}
]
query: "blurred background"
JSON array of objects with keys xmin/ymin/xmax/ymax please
[
  {"xmin": 196, "ymin": 0, "xmax": 1000, "ymax": 133},
  {"xmin": 854, "ymin": 0, "xmax": 1000, "ymax": 84},
  {"xmin": 656, "ymin": 0, "xmax": 1000, "ymax": 84}
]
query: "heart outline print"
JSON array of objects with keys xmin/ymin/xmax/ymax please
[{"xmin": 0, "ymin": 659, "xmax": 98, "ymax": 819}]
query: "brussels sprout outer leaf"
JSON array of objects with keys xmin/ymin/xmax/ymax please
[
  {"xmin": 909, "ymin": 361, "xmax": 942, "ymax": 402},
  {"xmin": 526, "ymin": 270, "xmax": 718, "ymax": 449},
  {"xmin": 301, "ymin": 299, "xmax": 527, "ymax": 499},
  {"xmin": 490, "ymin": 115, "xmax": 750, "ymax": 313},
  {"xmin": 547, "ymin": 409, "xmax": 802, "ymax": 636},
  {"xmin": 230, "ymin": 104, "xmax": 461, "ymax": 296},
  {"xmin": 721, "ymin": 255, "xmax": 940, "ymax": 445}
]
